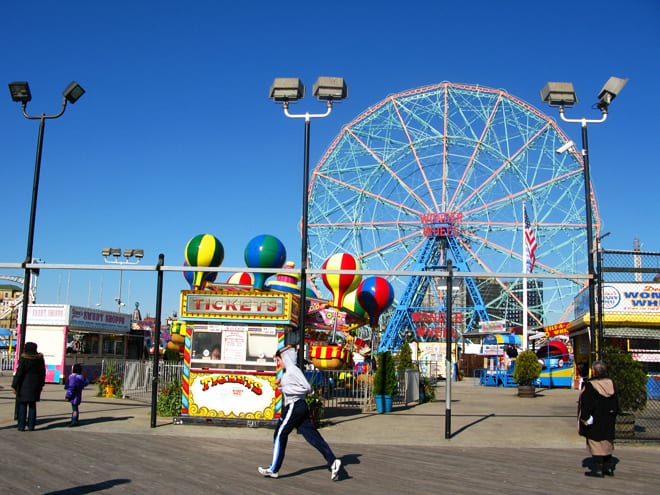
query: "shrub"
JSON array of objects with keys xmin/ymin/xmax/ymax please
[
  {"xmin": 157, "ymin": 380, "xmax": 182, "ymax": 417},
  {"xmin": 373, "ymin": 351, "xmax": 398, "ymax": 396},
  {"xmin": 512, "ymin": 350, "xmax": 542, "ymax": 386},
  {"xmin": 397, "ymin": 342, "xmax": 414, "ymax": 371},
  {"xmin": 603, "ymin": 347, "xmax": 647, "ymax": 413}
]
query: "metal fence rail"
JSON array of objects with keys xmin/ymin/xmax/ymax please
[{"xmin": 102, "ymin": 359, "xmax": 422, "ymax": 414}]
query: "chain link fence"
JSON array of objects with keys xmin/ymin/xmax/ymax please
[{"xmin": 600, "ymin": 249, "xmax": 660, "ymax": 440}]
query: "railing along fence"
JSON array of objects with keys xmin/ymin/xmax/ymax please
[
  {"xmin": 1, "ymin": 355, "xmax": 15, "ymax": 373},
  {"xmin": 102, "ymin": 359, "xmax": 183, "ymax": 403},
  {"xmin": 102, "ymin": 359, "xmax": 422, "ymax": 414}
]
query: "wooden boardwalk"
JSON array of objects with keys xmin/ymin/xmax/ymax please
[{"xmin": 1, "ymin": 376, "xmax": 658, "ymax": 494}]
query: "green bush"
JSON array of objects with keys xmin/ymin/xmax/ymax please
[
  {"xmin": 397, "ymin": 342, "xmax": 414, "ymax": 371},
  {"xmin": 604, "ymin": 347, "xmax": 647, "ymax": 413},
  {"xmin": 419, "ymin": 376, "xmax": 435, "ymax": 403},
  {"xmin": 373, "ymin": 351, "xmax": 398, "ymax": 396},
  {"xmin": 157, "ymin": 380, "xmax": 182, "ymax": 417},
  {"xmin": 512, "ymin": 350, "xmax": 542, "ymax": 386}
]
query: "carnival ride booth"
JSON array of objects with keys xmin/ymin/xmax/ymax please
[
  {"xmin": 16, "ymin": 304, "xmax": 131, "ymax": 383},
  {"xmin": 478, "ymin": 333, "xmax": 521, "ymax": 387},
  {"xmin": 176, "ymin": 286, "xmax": 300, "ymax": 426},
  {"xmin": 535, "ymin": 338, "xmax": 574, "ymax": 388}
]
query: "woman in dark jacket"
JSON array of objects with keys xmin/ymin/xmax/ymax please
[
  {"xmin": 578, "ymin": 360, "xmax": 619, "ymax": 477},
  {"xmin": 11, "ymin": 341, "xmax": 46, "ymax": 431}
]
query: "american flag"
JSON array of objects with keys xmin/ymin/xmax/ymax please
[{"xmin": 524, "ymin": 205, "xmax": 538, "ymax": 273}]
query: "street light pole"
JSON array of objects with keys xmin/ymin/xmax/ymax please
[
  {"xmin": 270, "ymin": 77, "xmax": 348, "ymax": 369},
  {"xmin": 8, "ymin": 81, "xmax": 85, "ymax": 356},
  {"xmin": 540, "ymin": 76, "xmax": 627, "ymax": 364}
]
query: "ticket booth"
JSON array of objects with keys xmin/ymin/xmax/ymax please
[{"xmin": 176, "ymin": 288, "xmax": 299, "ymax": 426}]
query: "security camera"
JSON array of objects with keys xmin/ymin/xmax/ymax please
[{"xmin": 555, "ymin": 140, "xmax": 575, "ymax": 154}]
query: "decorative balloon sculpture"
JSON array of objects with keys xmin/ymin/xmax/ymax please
[
  {"xmin": 342, "ymin": 289, "xmax": 366, "ymax": 318},
  {"xmin": 184, "ymin": 234, "xmax": 224, "ymax": 290},
  {"xmin": 322, "ymin": 253, "xmax": 362, "ymax": 308},
  {"xmin": 244, "ymin": 234, "xmax": 287, "ymax": 290},
  {"xmin": 183, "ymin": 260, "xmax": 194, "ymax": 290},
  {"xmin": 226, "ymin": 272, "xmax": 254, "ymax": 286},
  {"xmin": 356, "ymin": 276, "xmax": 394, "ymax": 329}
]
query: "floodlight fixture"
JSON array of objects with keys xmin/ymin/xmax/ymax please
[
  {"xmin": 269, "ymin": 78, "xmax": 305, "ymax": 102},
  {"xmin": 110, "ymin": 247, "xmax": 122, "ymax": 257},
  {"xmin": 597, "ymin": 76, "xmax": 628, "ymax": 111},
  {"xmin": 312, "ymin": 76, "xmax": 348, "ymax": 101},
  {"xmin": 63, "ymin": 81, "xmax": 85, "ymax": 104},
  {"xmin": 8, "ymin": 81, "xmax": 32, "ymax": 103},
  {"xmin": 101, "ymin": 247, "xmax": 112, "ymax": 257},
  {"xmin": 540, "ymin": 82, "xmax": 577, "ymax": 107},
  {"xmin": 133, "ymin": 249, "xmax": 144, "ymax": 259}
]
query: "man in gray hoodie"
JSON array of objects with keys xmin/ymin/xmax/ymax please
[{"xmin": 258, "ymin": 346, "xmax": 342, "ymax": 481}]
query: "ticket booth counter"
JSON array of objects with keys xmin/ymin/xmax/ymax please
[{"xmin": 176, "ymin": 288, "xmax": 299, "ymax": 427}]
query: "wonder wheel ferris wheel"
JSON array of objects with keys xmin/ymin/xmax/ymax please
[{"xmin": 306, "ymin": 82, "xmax": 598, "ymax": 351}]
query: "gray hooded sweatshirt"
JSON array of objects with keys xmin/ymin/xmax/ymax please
[{"xmin": 279, "ymin": 347, "xmax": 311, "ymax": 406}]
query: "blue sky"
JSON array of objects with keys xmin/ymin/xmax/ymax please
[{"xmin": 1, "ymin": 0, "xmax": 658, "ymax": 319}]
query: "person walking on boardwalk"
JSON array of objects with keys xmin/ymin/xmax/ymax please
[
  {"xmin": 578, "ymin": 360, "xmax": 619, "ymax": 477},
  {"xmin": 64, "ymin": 363, "xmax": 89, "ymax": 426},
  {"xmin": 258, "ymin": 346, "xmax": 342, "ymax": 481},
  {"xmin": 11, "ymin": 342, "xmax": 46, "ymax": 431}
]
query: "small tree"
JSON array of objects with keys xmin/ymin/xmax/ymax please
[
  {"xmin": 512, "ymin": 350, "xmax": 542, "ymax": 386},
  {"xmin": 604, "ymin": 347, "xmax": 647, "ymax": 413},
  {"xmin": 373, "ymin": 351, "xmax": 398, "ymax": 396},
  {"xmin": 397, "ymin": 342, "xmax": 414, "ymax": 371}
]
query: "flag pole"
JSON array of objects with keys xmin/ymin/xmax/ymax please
[{"xmin": 522, "ymin": 201, "xmax": 528, "ymax": 351}]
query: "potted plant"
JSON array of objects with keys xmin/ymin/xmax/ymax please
[
  {"xmin": 512, "ymin": 350, "xmax": 542, "ymax": 397},
  {"xmin": 603, "ymin": 347, "xmax": 647, "ymax": 437},
  {"xmin": 305, "ymin": 388, "xmax": 325, "ymax": 428},
  {"xmin": 373, "ymin": 351, "xmax": 398, "ymax": 413},
  {"xmin": 419, "ymin": 375, "xmax": 435, "ymax": 403}
]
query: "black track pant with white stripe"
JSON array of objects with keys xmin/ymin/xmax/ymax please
[{"xmin": 269, "ymin": 399, "xmax": 336, "ymax": 473}]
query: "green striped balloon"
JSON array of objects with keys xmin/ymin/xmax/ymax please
[{"xmin": 184, "ymin": 234, "xmax": 224, "ymax": 289}]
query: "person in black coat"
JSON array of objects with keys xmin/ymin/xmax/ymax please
[
  {"xmin": 11, "ymin": 341, "xmax": 46, "ymax": 431},
  {"xmin": 578, "ymin": 360, "xmax": 618, "ymax": 477}
]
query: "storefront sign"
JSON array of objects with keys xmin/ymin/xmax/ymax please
[
  {"xmin": 69, "ymin": 306, "xmax": 130, "ymax": 332},
  {"xmin": 545, "ymin": 322, "xmax": 569, "ymax": 337},
  {"xmin": 601, "ymin": 283, "xmax": 660, "ymax": 313}
]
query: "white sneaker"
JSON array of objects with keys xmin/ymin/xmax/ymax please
[
  {"xmin": 330, "ymin": 459, "xmax": 341, "ymax": 481},
  {"xmin": 258, "ymin": 467, "xmax": 279, "ymax": 478}
]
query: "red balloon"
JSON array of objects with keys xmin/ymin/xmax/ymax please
[{"xmin": 357, "ymin": 277, "xmax": 394, "ymax": 329}]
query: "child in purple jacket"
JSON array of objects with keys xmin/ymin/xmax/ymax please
[{"xmin": 64, "ymin": 363, "xmax": 89, "ymax": 427}]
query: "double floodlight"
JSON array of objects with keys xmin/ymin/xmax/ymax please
[
  {"xmin": 269, "ymin": 76, "xmax": 347, "ymax": 103},
  {"xmin": 123, "ymin": 248, "xmax": 144, "ymax": 259},
  {"xmin": 8, "ymin": 80, "xmax": 85, "ymax": 105},
  {"xmin": 540, "ymin": 76, "xmax": 628, "ymax": 112}
]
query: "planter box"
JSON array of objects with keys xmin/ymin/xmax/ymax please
[
  {"xmin": 517, "ymin": 385, "xmax": 536, "ymax": 398},
  {"xmin": 374, "ymin": 394, "xmax": 393, "ymax": 413},
  {"xmin": 615, "ymin": 413, "xmax": 635, "ymax": 438}
]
